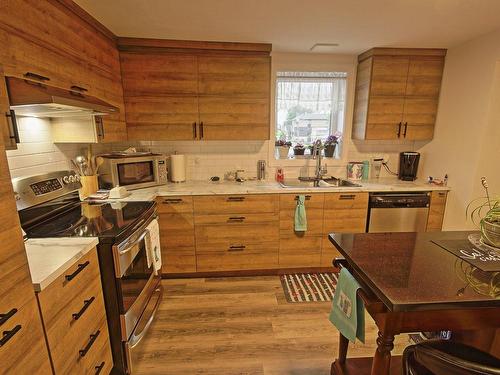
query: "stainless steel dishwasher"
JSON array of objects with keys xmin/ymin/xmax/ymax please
[{"xmin": 367, "ymin": 192, "xmax": 430, "ymax": 232}]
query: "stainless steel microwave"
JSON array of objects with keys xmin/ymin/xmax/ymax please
[{"xmin": 98, "ymin": 153, "xmax": 168, "ymax": 190}]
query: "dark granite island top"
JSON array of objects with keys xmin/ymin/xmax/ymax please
[{"xmin": 329, "ymin": 231, "xmax": 500, "ymax": 312}]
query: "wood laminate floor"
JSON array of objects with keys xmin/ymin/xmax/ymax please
[{"xmin": 133, "ymin": 276, "xmax": 409, "ymax": 375}]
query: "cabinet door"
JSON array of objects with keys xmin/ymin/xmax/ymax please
[
  {"xmin": 370, "ymin": 56, "xmax": 409, "ymax": 96},
  {"xmin": 0, "ymin": 66, "xmax": 17, "ymax": 150},
  {"xmin": 121, "ymin": 52, "xmax": 199, "ymax": 140},
  {"xmin": 426, "ymin": 191, "xmax": 447, "ymax": 231},
  {"xmin": 365, "ymin": 97, "xmax": 405, "ymax": 139},
  {"xmin": 405, "ymin": 56, "xmax": 445, "ymax": 97}
]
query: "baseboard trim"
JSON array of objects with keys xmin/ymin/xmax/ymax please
[{"xmin": 162, "ymin": 267, "xmax": 338, "ymax": 279}]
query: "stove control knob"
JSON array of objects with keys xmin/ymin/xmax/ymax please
[
  {"xmin": 68, "ymin": 175, "xmax": 75, "ymax": 183},
  {"xmin": 62, "ymin": 175, "xmax": 70, "ymax": 184}
]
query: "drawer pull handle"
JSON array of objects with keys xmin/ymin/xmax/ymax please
[
  {"xmin": 0, "ymin": 325, "xmax": 21, "ymax": 347},
  {"xmin": 70, "ymin": 85, "xmax": 88, "ymax": 93},
  {"xmin": 79, "ymin": 330, "xmax": 100, "ymax": 357},
  {"xmin": 24, "ymin": 72, "xmax": 50, "ymax": 82},
  {"xmin": 339, "ymin": 194, "xmax": 355, "ymax": 200},
  {"xmin": 228, "ymin": 216, "xmax": 245, "ymax": 222},
  {"xmin": 65, "ymin": 261, "xmax": 90, "ymax": 282},
  {"xmin": 228, "ymin": 245, "xmax": 246, "ymax": 251},
  {"xmin": 227, "ymin": 196, "xmax": 245, "ymax": 202},
  {"xmin": 95, "ymin": 362, "xmax": 105, "ymax": 374},
  {"xmin": 72, "ymin": 297, "xmax": 95, "ymax": 320},
  {"xmin": 294, "ymin": 195, "xmax": 311, "ymax": 201},
  {"xmin": 0, "ymin": 308, "xmax": 17, "ymax": 327},
  {"xmin": 162, "ymin": 198, "xmax": 183, "ymax": 204}
]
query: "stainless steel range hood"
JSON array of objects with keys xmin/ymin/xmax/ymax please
[{"xmin": 6, "ymin": 77, "xmax": 118, "ymax": 118}]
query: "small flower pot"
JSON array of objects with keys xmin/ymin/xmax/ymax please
[
  {"xmin": 324, "ymin": 144, "xmax": 337, "ymax": 158},
  {"xmin": 277, "ymin": 146, "xmax": 290, "ymax": 159},
  {"xmin": 293, "ymin": 148, "xmax": 305, "ymax": 156}
]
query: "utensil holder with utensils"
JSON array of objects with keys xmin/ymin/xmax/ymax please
[{"xmin": 79, "ymin": 175, "xmax": 98, "ymax": 200}]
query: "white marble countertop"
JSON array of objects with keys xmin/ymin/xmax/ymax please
[
  {"xmin": 25, "ymin": 237, "xmax": 99, "ymax": 292},
  {"xmin": 111, "ymin": 178, "xmax": 450, "ymax": 201}
]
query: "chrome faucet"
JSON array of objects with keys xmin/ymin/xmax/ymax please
[{"xmin": 312, "ymin": 139, "xmax": 323, "ymax": 186}]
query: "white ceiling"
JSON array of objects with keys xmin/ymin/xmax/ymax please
[{"xmin": 75, "ymin": 0, "xmax": 500, "ymax": 53}]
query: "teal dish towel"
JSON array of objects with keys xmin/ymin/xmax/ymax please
[
  {"xmin": 329, "ymin": 268, "xmax": 365, "ymax": 343},
  {"xmin": 294, "ymin": 195, "xmax": 307, "ymax": 232}
]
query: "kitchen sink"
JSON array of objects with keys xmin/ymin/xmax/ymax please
[{"xmin": 279, "ymin": 177, "xmax": 362, "ymax": 188}]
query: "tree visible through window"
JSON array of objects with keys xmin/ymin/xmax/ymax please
[{"xmin": 275, "ymin": 71, "xmax": 347, "ymax": 158}]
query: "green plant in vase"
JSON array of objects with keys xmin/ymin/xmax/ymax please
[{"xmin": 466, "ymin": 177, "xmax": 500, "ymax": 248}]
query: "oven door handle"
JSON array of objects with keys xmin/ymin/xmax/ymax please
[
  {"xmin": 119, "ymin": 229, "xmax": 149, "ymax": 255},
  {"xmin": 129, "ymin": 287, "xmax": 162, "ymax": 349}
]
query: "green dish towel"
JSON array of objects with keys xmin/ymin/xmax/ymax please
[
  {"xmin": 294, "ymin": 195, "xmax": 307, "ymax": 232},
  {"xmin": 329, "ymin": 268, "xmax": 365, "ymax": 343}
]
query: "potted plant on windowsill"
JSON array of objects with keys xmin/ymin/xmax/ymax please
[
  {"xmin": 275, "ymin": 139, "xmax": 292, "ymax": 159},
  {"xmin": 324, "ymin": 134, "xmax": 340, "ymax": 158},
  {"xmin": 293, "ymin": 143, "xmax": 305, "ymax": 157},
  {"xmin": 466, "ymin": 177, "xmax": 500, "ymax": 249}
]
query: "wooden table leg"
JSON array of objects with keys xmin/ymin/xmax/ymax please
[
  {"xmin": 371, "ymin": 331, "xmax": 395, "ymax": 375},
  {"xmin": 338, "ymin": 332, "xmax": 349, "ymax": 364}
]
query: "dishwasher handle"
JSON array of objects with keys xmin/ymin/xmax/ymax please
[{"xmin": 369, "ymin": 193, "xmax": 430, "ymax": 208}]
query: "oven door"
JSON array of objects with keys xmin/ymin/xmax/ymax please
[
  {"xmin": 124, "ymin": 284, "xmax": 162, "ymax": 374},
  {"xmin": 113, "ymin": 157, "xmax": 160, "ymax": 190},
  {"xmin": 113, "ymin": 217, "xmax": 161, "ymax": 340}
]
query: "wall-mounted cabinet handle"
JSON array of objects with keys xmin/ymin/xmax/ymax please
[
  {"xmin": 227, "ymin": 196, "xmax": 245, "ymax": 202},
  {"xmin": 65, "ymin": 261, "xmax": 90, "ymax": 282},
  {"xmin": 397, "ymin": 122, "xmax": 402, "ymax": 138},
  {"xmin": 403, "ymin": 122, "xmax": 408, "ymax": 137},
  {"xmin": 24, "ymin": 72, "xmax": 50, "ymax": 82},
  {"xmin": 438, "ymin": 192, "xmax": 446, "ymax": 197},
  {"xmin": 72, "ymin": 296, "xmax": 95, "ymax": 320},
  {"xmin": 0, "ymin": 309, "xmax": 17, "ymax": 327},
  {"xmin": 162, "ymin": 198, "xmax": 183, "ymax": 204},
  {"xmin": 79, "ymin": 330, "xmax": 100, "ymax": 357},
  {"xmin": 228, "ymin": 245, "xmax": 246, "ymax": 251},
  {"xmin": 95, "ymin": 117, "xmax": 104, "ymax": 139},
  {"xmin": 294, "ymin": 195, "xmax": 311, "ymax": 201},
  {"xmin": 70, "ymin": 85, "xmax": 88, "ymax": 93},
  {"xmin": 339, "ymin": 194, "xmax": 355, "ymax": 200},
  {"xmin": 5, "ymin": 110, "xmax": 20, "ymax": 144},
  {"xmin": 199, "ymin": 122, "xmax": 204, "ymax": 139},
  {"xmin": 0, "ymin": 325, "xmax": 21, "ymax": 347},
  {"xmin": 95, "ymin": 362, "xmax": 105, "ymax": 374},
  {"xmin": 228, "ymin": 216, "xmax": 245, "ymax": 222},
  {"xmin": 192, "ymin": 122, "xmax": 197, "ymax": 139}
]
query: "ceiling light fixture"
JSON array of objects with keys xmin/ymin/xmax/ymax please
[{"xmin": 310, "ymin": 43, "xmax": 340, "ymax": 52}]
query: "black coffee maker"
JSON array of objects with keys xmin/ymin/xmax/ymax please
[{"xmin": 398, "ymin": 152, "xmax": 420, "ymax": 181}]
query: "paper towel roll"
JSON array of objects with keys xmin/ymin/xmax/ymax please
[{"xmin": 170, "ymin": 154, "xmax": 186, "ymax": 182}]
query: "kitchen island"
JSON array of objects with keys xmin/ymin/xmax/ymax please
[{"xmin": 328, "ymin": 231, "xmax": 500, "ymax": 375}]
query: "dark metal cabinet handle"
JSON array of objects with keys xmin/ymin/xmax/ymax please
[
  {"xmin": 397, "ymin": 122, "xmax": 402, "ymax": 138},
  {"xmin": 79, "ymin": 330, "xmax": 100, "ymax": 357},
  {"xmin": 403, "ymin": 122, "xmax": 408, "ymax": 137},
  {"xmin": 192, "ymin": 122, "xmax": 197, "ymax": 139},
  {"xmin": 24, "ymin": 72, "xmax": 50, "ymax": 82},
  {"xmin": 228, "ymin": 245, "xmax": 246, "ymax": 251},
  {"xmin": 227, "ymin": 196, "xmax": 245, "ymax": 202},
  {"xmin": 339, "ymin": 194, "xmax": 355, "ymax": 200},
  {"xmin": 162, "ymin": 198, "xmax": 183, "ymax": 204},
  {"xmin": 95, "ymin": 117, "xmax": 104, "ymax": 139},
  {"xmin": 199, "ymin": 121, "xmax": 204, "ymax": 139},
  {"xmin": 0, "ymin": 309, "xmax": 17, "ymax": 327},
  {"xmin": 70, "ymin": 85, "xmax": 88, "ymax": 93},
  {"xmin": 228, "ymin": 216, "xmax": 245, "ymax": 222},
  {"xmin": 0, "ymin": 325, "xmax": 21, "ymax": 347},
  {"xmin": 72, "ymin": 296, "xmax": 95, "ymax": 320},
  {"xmin": 5, "ymin": 110, "xmax": 20, "ymax": 144},
  {"xmin": 294, "ymin": 195, "xmax": 311, "ymax": 201},
  {"xmin": 95, "ymin": 362, "xmax": 105, "ymax": 374},
  {"xmin": 65, "ymin": 261, "xmax": 90, "ymax": 282}
]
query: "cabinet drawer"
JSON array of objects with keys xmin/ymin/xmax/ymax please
[
  {"xmin": 324, "ymin": 192, "xmax": 368, "ymax": 209},
  {"xmin": 279, "ymin": 194, "xmax": 324, "ymax": 236},
  {"xmin": 197, "ymin": 241, "xmax": 278, "ymax": 254},
  {"xmin": 323, "ymin": 209, "xmax": 368, "ymax": 233},
  {"xmin": 0, "ymin": 297, "xmax": 52, "ymax": 375},
  {"xmin": 196, "ymin": 243, "xmax": 278, "ymax": 271},
  {"xmin": 37, "ymin": 248, "xmax": 100, "ymax": 324},
  {"xmin": 163, "ymin": 248, "xmax": 197, "ymax": 273},
  {"xmin": 79, "ymin": 318, "xmax": 113, "ymax": 375},
  {"xmin": 195, "ymin": 223, "xmax": 279, "ymax": 244},
  {"xmin": 156, "ymin": 196, "xmax": 193, "ymax": 214},
  {"xmin": 194, "ymin": 194, "xmax": 278, "ymax": 214},
  {"xmin": 279, "ymin": 236, "xmax": 322, "ymax": 267},
  {"xmin": 195, "ymin": 213, "xmax": 277, "ymax": 226},
  {"xmin": 158, "ymin": 213, "xmax": 195, "ymax": 248}
]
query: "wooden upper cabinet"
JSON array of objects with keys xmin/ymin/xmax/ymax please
[
  {"xmin": 0, "ymin": 0, "xmax": 127, "ymax": 142},
  {"xmin": 0, "ymin": 66, "xmax": 18, "ymax": 150},
  {"xmin": 352, "ymin": 48, "xmax": 446, "ymax": 141},
  {"xmin": 119, "ymin": 39, "xmax": 272, "ymax": 141}
]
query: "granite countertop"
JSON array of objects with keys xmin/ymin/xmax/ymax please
[
  {"xmin": 112, "ymin": 178, "xmax": 450, "ymax": 201},
  {"xmin": 25, "ymin": 237, "xmax": 99, "ymax": 291}
]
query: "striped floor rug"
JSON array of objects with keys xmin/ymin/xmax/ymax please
[{"xmin": 280, "ymin": 273, "xmax": 338, "ymax": 303}]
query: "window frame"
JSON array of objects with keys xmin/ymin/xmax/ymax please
[{"xmin": 267, "ymin": 54, "xmax": 356, "ymax": 168}]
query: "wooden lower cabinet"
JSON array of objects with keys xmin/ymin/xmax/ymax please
[
  {"xmin": 426, "ymin": 191, "xmax": 448, "ymax": 231},
  {"xmin": 36, "ymin": 248, "xmax": 112, "ymax": 375}
]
